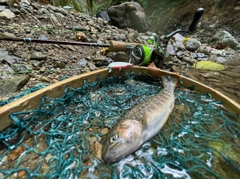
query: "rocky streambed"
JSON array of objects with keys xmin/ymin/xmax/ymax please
[{"xmin": 0, "ymin": 0, "xmax": 240, "ymax": 105}]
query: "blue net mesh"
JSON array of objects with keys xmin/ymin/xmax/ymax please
[{"xmin": 0, "ymin": 72, "xmax": 239, "ymax": 179}]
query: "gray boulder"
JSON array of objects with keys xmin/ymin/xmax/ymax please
[
  {"xmin": 208, "ymin": 30, "xmax": 240, "ymax": 50},
  {"xmin": 0, "ymin": 75, "xmax": 29, "ymax": 94},
  {"xmin": 107, "ymin": 2, "xmax": 150, "ymax": 32}
]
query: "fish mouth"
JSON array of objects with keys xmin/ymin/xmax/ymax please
[
  {"xmin": 102, "ymin": 145, "xmax": 138, "ymax": 164},
  {"xmin": 103, "ymin": 151, "xmax": 119, "ymax": 164},
  {"xmin": 102, "ymin": 146, "xmax": 128, "ymax": 164}
]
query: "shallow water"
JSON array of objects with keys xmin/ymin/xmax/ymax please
[{"xmin": 182, "ymin": 52, "xmax": 240, "ymax": 105}]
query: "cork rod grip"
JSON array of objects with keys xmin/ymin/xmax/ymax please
[{"xmin": 109, "ymin": 40, "xmax": 127, "ymax": 52}]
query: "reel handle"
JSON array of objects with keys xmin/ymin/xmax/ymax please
[{"xmin": 188, "ymin": 8, "xmax": 204, "ymax": 32}]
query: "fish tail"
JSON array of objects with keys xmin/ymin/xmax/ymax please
[{"xmin": 162, "ymin": 76, "xmax": 178, "ymax": 91}]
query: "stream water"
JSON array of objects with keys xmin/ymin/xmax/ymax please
[{"xmin": 181, "ymin": 52, "xmax": 240, "ymax": 105}]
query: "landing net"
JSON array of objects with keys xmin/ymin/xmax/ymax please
[{"xmin": 0, "ymin": 72, "xmax": 239, "ymax": 179}]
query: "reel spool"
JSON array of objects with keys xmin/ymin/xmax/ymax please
[{"xmin": 130, "ymin": 45, "xmax": 155, "ymax": 66}]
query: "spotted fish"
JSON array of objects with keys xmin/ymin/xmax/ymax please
[{"xmin": 102, "ymin": 76, "xmax": 178, "ymax": 164}]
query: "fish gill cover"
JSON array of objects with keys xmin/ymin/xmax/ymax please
[{"xmin": 0, "ymin": 72, "xmax": 239, "ymax": 179}]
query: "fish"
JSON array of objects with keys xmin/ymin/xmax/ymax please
[{"xmin": 102, "ymin": 76, "xmax": 178, "ymax": 164}]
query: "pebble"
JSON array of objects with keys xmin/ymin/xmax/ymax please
[
  {"xmin": 176, "ymin": 51, "xmax": 185, "ymax": 59},
  {"xmin": 0, "ymin": 9, "xmax": 15, "ymax": 19},
  {"xmin": 77, "ymin": 58, "xmax": 88, "ymax": 68},
  {"xmin": 88, "ymin": 61, "xmax": 98, "ymax": 71},
  {"xmin": 30, "ymin": 52, "xmax": 48, "ymax": 61},
  {"xmin": 185, "ymin": 38, "xmax": 201, "ymax": 52},
  {"xmin": 1, "ymin": 155, "xmax": 8, "ymax": 162},
  {"xmin": 166, "ymin": 44, "xmax": 175, "ymax": 55},
  {"xmin": 18, "ymin": 170, "xmax": 26, "ymax": 178},
  {"xmin": 182, "ymin": 57, "xmax": 195, "ymax": 65},
  {"xmin": 101, "ymin": 128, "xmax": 109, "ymax": 135}
]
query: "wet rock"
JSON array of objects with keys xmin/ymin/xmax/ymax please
[
  {"xmin": 166, "ymin": 44, "xmax": 175, "ymax": 55},
  {"xmin": 117, "ymin": 34, "xmax": 127, "ymax": 41},
  {"xmin": 174, "ymin": 33, "xmax": 185, "ymax": 42},
  {"xmin": 50, "ymin": 13, "xmax": 60, "ymax": 26},
  {"xmin": 214, "ymin": 57, "xmax": 227, "ymax": 64},
  {"xmin": 0, "ymin": 9, "xmax": 15, "ymax": 19},
  {"xmin": 20, "ymin": 0, "xmax": 30, "ymax": 6},
  {"xmin": 77, "ymin": 58, "xmax": 88, "ymax": 68},
  {"xmin": 38, "ymin": 34, "xmax": 48, "ymax": 40},
  {"xmin": 76, "ymin": 32, "xmax": 87, "ymax": 42},
  {"xmin": 190, "ymin": 52, "xmax": 198, "ymax": 59},
  {"xmin": 113, "ymin": 52, "xmax": 129, "ymax": 62},
  {"xmin": 72, "ymin": 26, "xmax": 87, "ymax": 31},
  {"xmin": 53, "ymin": 60, "xmax": 65, "ymax": 69},
  {"xmin": 0, "ymin": 64, "xmax": 14, "ymax": 79},
  {"xmin": 197, "ymin": 53, "xmax": 206, "ymax": 58},
  {"xmin": 197, "ymin": 45, "xmax": 212, "ymax": 55},
  {"xmin": 107, "ymin": 2, "xmax": 150, "ymax": 32},
  {"xmin": 1, "ymin": 53, "xmax": 19, "ymax": 65},
  {"xmin": 0, "ymin": 5, "xmax": 6, "ymax": 11},
  {"xmin": 30, "ymin": 52, "xmax": 47, "ymax": 61},
  {"xmin": 87, "ymin": 61, "xmax": 97, "ymax": 71},
  {"xmin": 11, "ymin": 64, "xmax": 32, "ymax": 73},
  {"xmin": 182, "ymin": 57, "xmax": 196, "ymax": 65},
  {"xmin": 185, "ymin": 38, "xmax": 201, "ymax": 52},
  {"xmin": 176, "ymin": 51, "xmax": 185, "ymax": 59},
  {"xmin": 0, "ymin": 48, "xmax": 9, "ymax": 62},
  {"xmin": 94, "ymin": 57, "xmax": 113, "ymax": 67},
  {"xmin": 96, "ymin": 11, "xmax": 110, "ymax": 22},
  {"xmin": 208, "ymin": 30, "xmax": 240, "ymax": 50},
  {"xmin": 0, "ymin": 75, "xmax": 29, "ymax": 94},
  {"xmin": 31, "ymin": 60, "xmax": 42, "ymax": 69}
]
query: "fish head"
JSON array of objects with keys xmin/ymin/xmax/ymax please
[{"xmin": 102, "ymin": 119, "xmax": 143, "ymax": 164}]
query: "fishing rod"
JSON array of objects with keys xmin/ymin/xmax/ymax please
[
  {"xmin": 0, "ymin": 36, "xmax": 110, "ymax": 47},
  {"xmin": 0, "ymin": 7, "xmax": 204, "ymax": 68},
  {"xmin": 0, "ymin": 36, "xmax": 136, "ymax": 52}
]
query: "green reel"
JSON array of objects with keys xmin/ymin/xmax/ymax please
[
  {"xmin": 130, "ymin": 34, "xmax": 164, "ymax": 66},
  {"xmin": 130, "ymin": 44, "xmax": 155, "ymax": 66}
]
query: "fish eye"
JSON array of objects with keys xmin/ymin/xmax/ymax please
[{"xmin": 110, "ymin": 134, "xmax": 119, "ymax": 143}]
